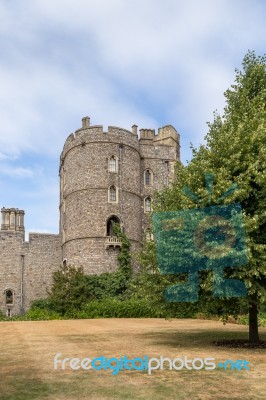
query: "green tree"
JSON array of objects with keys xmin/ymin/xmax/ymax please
[
  {"xmin": 145, "ymin": 51, "xmax": 266, "ymax": 343},
  {"xmin": 48, "ymin": 265, "xmax": 90, "ymax": 314}
]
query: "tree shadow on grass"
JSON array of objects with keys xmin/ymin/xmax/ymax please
[
  {"xmin": 137, "ymin": 330, "xmax": 266, "ymax": 350},
  {"xmin": 0, "ymin": 374, "xmax": 53, "ymax": 400}
]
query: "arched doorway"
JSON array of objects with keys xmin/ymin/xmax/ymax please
[{"xmin": 106, "ymin": 215, "xmax": 120, "ymax": 236}]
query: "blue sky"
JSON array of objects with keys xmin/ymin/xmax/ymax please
[{"xmin": 0, "ymin": 0, "xmax": 265, "ymax": 237}]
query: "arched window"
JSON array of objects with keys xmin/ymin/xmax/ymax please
[
  {"xmin": 109, "ymin": 156, "xmax": 117, "ymax": 173},
  {"xmin": 109, "ymin": 186, "xmax": 117, "ymax": 203},
  {"xmin": 144, "ymin": 169, "xmax": 153, "ymax": 186},
  {"xmin": 5, "ymin": 289, "xmax": 14, "ymax": 305},
  {"xmin": 106, "ymin": 215, "xmax": 120, "ymax": 236},
  {"xmin": 144, "ymin": 197, "xmax": 152, "ymax": 213}
]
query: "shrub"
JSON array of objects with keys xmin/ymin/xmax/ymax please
[
  {"xmin": 30, "ymin": 299, "xmax": 54, "ymax": 311},
  {"xmin": 79, "ymin": 298, "xmax": 160, "ymax": 318},
  {"xmin": 238, "ymin": 313, "xmax": 266, "ymax": 327},
  {"xmin": 0, "ymin": 310, "xmax": 5, "ymax": 321},
  {"xmin": 23, "ymin": 309, "xmax": 62, "ymax": 321},
  {"xmin": 46, "ymin": 228, "xmax": 133, "ymax": 315},
  {"xmin": 65, "ymin": 298, "xmax": 196, "ymax": 319}
]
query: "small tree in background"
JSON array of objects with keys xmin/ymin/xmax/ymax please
[{"xmin": 48, "ymin": 265, "xmax": 90, "ymax": 314}]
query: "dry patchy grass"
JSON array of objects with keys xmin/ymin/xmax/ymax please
[{"xmin": 0, "ymin": 319, "xmax": 265, "ymax": 400}]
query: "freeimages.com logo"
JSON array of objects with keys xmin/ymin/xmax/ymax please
[{"xmin": 152, "ymin": 174, "xmax": 248, "ymax": 302}]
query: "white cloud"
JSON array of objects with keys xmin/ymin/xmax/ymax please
[
  {"xmin": 0, "ymin": 0, "xmax": 265, "ymax": 231},
  {"xmin": 0, "ymin": 1, "xmax": 265, "ymax": 153},
  {"xmin": 0, "ymin": 164, "xmax": 35, "ymax": 178}
]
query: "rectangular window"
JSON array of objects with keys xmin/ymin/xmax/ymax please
[
  {"xmin": 145, "ymin": 198, "xmax": 151, "ymax": 213},
  {"xmin": 109, "ymin": 157, "xmax": 117, "ymax": 173},
  {"xmin": 5, "ymin": 290, "xmax": 13, "ymax": 305},
  {"xmin": 109, "ymin": 187, "xmax": 117, "ymax": 202},
  {"xmin": 145, "ymin": 170, "xmax": 152, "ymax": 186}
]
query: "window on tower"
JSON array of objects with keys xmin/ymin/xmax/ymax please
[
  {"xmin": 5, "ymin": 289, "xmax": 14, "ymax": 305},
  {"xmin": 109, "ymin": 186, "xmax": 117, "ymax": 203},
  {"xmin": 105, "ymin": 215, "xmax": 122, "ymax": 249},
  {"xmin": 106, "ymin": 215, "xmax": 120, "ymax": 236},
  {"xmin": 144, "ymin": 197, "xmax": 152, "ymax": 213},
  {"xmin": 144, "ymin": 169, "xmax": 153, "ymax": 186},
  {"xmin": 109, "ymin": 156, "xmax": 117, "ymax": 173}
]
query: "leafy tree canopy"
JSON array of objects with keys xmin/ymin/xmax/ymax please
[{"xmin": 150, "ymin": 51, "xmax": 266, "ymax": 342}]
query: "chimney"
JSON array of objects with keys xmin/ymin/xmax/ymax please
[
  {"xmin": 132, "ymin": 124, "xmax": 138, "ymax": 136},
  {"xmin": 1, "ymin": 208, "xmax": 9, "ymax": 230},
  {"xmin": 1, "ymin": 208, "xmax": 25, "ymax": 232},
  {"xmin": 82, "ymin": 116, "xmax": 90, "ymax": 128},
  {"xmin": 16, "ymin": 210, "xmax": 25, "ymax": 232},
  {"xmin": 10, "ymin": 208, "xmax": 16, "ymax": 230}
]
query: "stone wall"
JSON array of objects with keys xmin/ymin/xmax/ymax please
[
  {"xmin": 60, "ymin": 118, "xmax": 180, "ymax": 272},
  {"xmin": 60, "ymin": 121, "xmax": 143, "ymax": 274},
  {"xmin": 0, "ymin": 231, "xmax": 25, "ymax": 315},
  {"xmin": 0, "ymin": 117, "xmax": 181, "ymax": 315},
  {"xmin": 0, "ymin": 230, "xmax": 60, "ymax": 316},
  {"xmin": 23, "ymin": 233, "xmax": 61, "ymax": 311}
]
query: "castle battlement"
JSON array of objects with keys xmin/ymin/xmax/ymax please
[
  {"xmin": 139, "ymin": 128, "xmax": 156, "ymax": 140},
  {"xmin": 61, "ymin": 118, "xmax": 180, "ymax": 162},
  {"xmin": 61, "ymin": 118, "xmax": 142, "ymax": 164}
]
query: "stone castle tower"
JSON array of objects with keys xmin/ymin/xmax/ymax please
[
  {"xmin": 0, "ymin": 117, "xmax": 180, "ymax": 316},
  {"xmin": 60, "ymin": 117, "xmax": 180, "ymax": 273}
]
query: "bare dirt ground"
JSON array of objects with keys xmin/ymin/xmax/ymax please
[{"xmin": 0, "ymin": 318, "xmax": 265, "ymax": 400}]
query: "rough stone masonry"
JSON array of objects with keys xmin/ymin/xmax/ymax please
[{"xmin": 0, "ymin": 117, "xmax": 180, "ymax": 316}]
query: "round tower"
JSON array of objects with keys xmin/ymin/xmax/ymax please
[{"xmin": 59, "ymin": 117, "xmax": 142, "ymax": 274}]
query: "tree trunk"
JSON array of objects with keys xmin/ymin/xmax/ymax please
[{"xmin": 249, "ymin": 294, "xmax": 260, "ymax": 343}]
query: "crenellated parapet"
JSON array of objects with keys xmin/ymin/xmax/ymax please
[
  {"xmin": 139, "ymin": 128, "xmax": 156, "ymax": 141},
  {"xmin": 60, "ymin": 118, "xmax": 180, "ymax": 167},
  {"xmin": 60, "ymin": 118, "xmax": 140, "ymax": 171}
]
